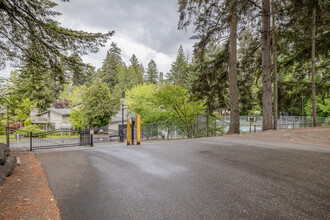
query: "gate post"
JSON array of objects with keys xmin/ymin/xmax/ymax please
[
  {"xmin": 137, "ymin": 115, "xmax": 140, "ymax": 145},
  {"xmin": 127, "ymin": 120, "xmax": 131, "ymax": 145},
  {"xmin": 29, "ymin": 131, "xmax": 32, "ymax": 151},
  {"xmin": 131, "ymin": 118, "xmax": 135, "ymax": 145},
  {"xmin": 196, "ymin": 107, "xmax": 198, "ymax": 138}
]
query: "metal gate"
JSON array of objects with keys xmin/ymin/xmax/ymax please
[{"xmin": 30, "ymin": 129, "xmax": 90, "ymax": 151}]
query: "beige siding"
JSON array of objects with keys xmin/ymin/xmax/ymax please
[{"xmin": 49, "ymin": 112, "xmax": 63, "ymax": 129}]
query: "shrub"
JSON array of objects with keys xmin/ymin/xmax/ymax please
[
  {"xmin": 0, "ymin": 126, "xmax": 5, "ymax": 135},
  {"xmin": 24, "ymin": 118, "xmax": 32, "ymax": 127},
  {"xmin": 16, "ymin": 125, "xmax": 47, "ymax": 137}
]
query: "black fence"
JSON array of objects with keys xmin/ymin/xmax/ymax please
[{"xmin": 29, "ymin": 129, "xmax": 91, "ymax": 151}]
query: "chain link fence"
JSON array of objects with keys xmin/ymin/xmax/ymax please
[{"xmin": 123, "ymin": 115, "xmax": 329, "ymax": 141}]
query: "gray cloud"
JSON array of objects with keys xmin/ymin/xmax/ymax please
[{"xmin": 56, "ymin": 0, "xmax": 194, "ymax": 57}]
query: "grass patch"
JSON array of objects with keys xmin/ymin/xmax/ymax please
[
  {"xmin": 48, "ymin": 135, "xmax": 79, "ymax": 139},
  {"xmin": 0, "ymin": 135, "xmax": 18, "ymax": 143}
]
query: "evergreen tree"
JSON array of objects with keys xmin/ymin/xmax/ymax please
[
  {"xmin": 168, "ymin": 45, "xmax": 188, "ymax": 85},
  {"xmin": 129, "ymin": 54, "xmax": 144, "ymax": 85},
  {"xmin": 178, "ymin": 0, "xmax": 256, "ymax": 133},
  {"xmin": 0, "ymin": 0, "xmax": 113, "ymax": 80},
  {"xmin": 82, "ymin": 78, "xmax": 118, "ymax": 128},
  {"xmin": 145, "ymin": 59, "xmax": 158, "ymax": 84},
  {"xmin": 159, "ymin": 72, "xmax": 164, "ymax": 84},
  {"xmin": 99, "ymin": 42, "xmax": 122, "ymax": 90},
  {"xmin": 261, "ymin": 0, "xmax": 273, "ymax": 130}
]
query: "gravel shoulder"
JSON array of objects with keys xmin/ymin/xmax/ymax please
[
  {"xmin": 231, "ymin": 126, "xmax": 330, "ymax": 147},
  {"xmin": 0, "ymin": 150, "xmax": 61, "ymax": 219}
]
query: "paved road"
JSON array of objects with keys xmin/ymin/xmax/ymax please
[{"xmin": 36, "ymin": 137, "xmax": 330, "ymax": 220}]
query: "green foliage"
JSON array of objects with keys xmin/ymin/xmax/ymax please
[
  {"xmin": 16, "ymin": 125, "xmax": 47, "ymax": 137},
  {"xmin": 145, "ymin": 59, "xmax": 158, "ymax": 84},
  {"xmin": 125, "ymin": 84, "xmax": 166, "ymax": 124},
  {"xmin": 129, "ymin": 54, "xmax": 144, "ymax": 85},
  {"xmin": 126, "ymin": 83, "xmax": 206, "ymax": 138},
  {"xmin": 155, "ymin": 83, "xmax": 206, "ymax": 138},
  {"xmin": 0, "ymin": 0, "xmax": 113, "ymax": 80},
  {"xmin": 0, "ymin": 126, "xmax": 5, "ymax": 135},
  {"xmin": 69, "ymin": 106, "xmax": 86, "ymax": 131},
  {"xmin": 188, "ymin": 44, "xmax": 229, "ymax": 112},
  {"xmin": 13, "ymin": 98, "xmax": 35, "ymax": 121},
  {"xmin": 304, "ymin": 97, "xmax": 330, "ymax": 117},
  {"xmin": 59, "ymin": 83, "xmax": 87, "ymax": 105},
  {"xmin": 24, "ymin": 118, "xmax": 31, "ymax": 127},
  {"xmin": 82, "ymin": 78, "xmax": 119, "ymax": 128},
  {"xmin": 167, "ymin": 45, "xmax": 189, "ymax": 85},
  {"xmin": 99, "ymin": 42, "xmax": 122, "ymax": 90}
]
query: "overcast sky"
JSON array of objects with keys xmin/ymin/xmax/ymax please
[{"xmin": 1, "ymin": 0, "xmax": 195, "ymax": 78}]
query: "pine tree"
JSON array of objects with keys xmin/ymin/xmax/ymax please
[
  {"xmin": 261, "ymin": 0, "xmax": 273, "ymax": 131},
  {"xmin": 227, "ymin": 0, "xmax": 240, "ymax": 134},
  {"xmin": 99, "ymin": 42, "xmax": 122, "ymax": 90},
  {"xmin": 159, "ymin": 72, "xmax": 164, "ymax": 84},
  {"xmin": 178, "ymin": 0, "xmax": 257, "ymax": 133},
  {"xmin": 145, "ymin": 59, "xmax": 158, "ymax": 84},
  {"xmin": 0, "ymin": 0, "xmax": 113, "ymax": 80},
  {"xmin": 272, "ymin": 0, "xmax": 278, "ymax": 130},
  {"xmin": 129, "ymin": 54, "xmax": 144, "ymax": 85},
  {"xmin": 168, "ymin": 45, "xmax": 188, "ymax": 85},
  {"xmin": 280, "ymin": 0, "xmax": 329, "ymax": 124}
]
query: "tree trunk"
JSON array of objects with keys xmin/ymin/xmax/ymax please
[
  {"xmin": 272, "ymin": 0, "xmax": 277, "ymax": 130},
  {"xmin": 311, "ymin": 5, "xmax": 317, "ymax": 127},
  {"xmin": 261, "ymin": 0, "xmax": 273, "ymax": 131},
  {"xmin": 227, "ymin": 0, "xmax": 240, "ymax": 134}
]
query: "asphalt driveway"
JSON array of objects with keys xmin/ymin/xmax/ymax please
[{"xmin": 36, "ymin": 136, "xmax": 330, "ymax": 220}]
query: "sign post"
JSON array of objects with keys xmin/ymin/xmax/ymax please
[{"xmin": 247, "ymin": 116, "xmax": 257, "ymax": 133}]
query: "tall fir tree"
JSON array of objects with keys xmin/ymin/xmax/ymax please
[
  {"xmin": 129, "ymin": 54, "xmax": 144, "ymax": 85},
  {"xmin": 145, "ymin": 59, "xmax": 159, "ymax": 84},
  {"xmin": 99, "ymin": 42, "xmax": 122, "ymax": 90},
  {"xmin": 261, "ymin": 0, "xmax": 273, "ymax": 130},
  {"xmin": 168, "ymin": 45, "xmax": 188, "ymax": 85},
  {"xmin": 178, "ymin": 0, "xmax": 257, "ymax": 133}
]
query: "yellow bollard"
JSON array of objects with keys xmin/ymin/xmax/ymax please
[
  {"xmin": 127, "ymin": 120, "xmax": 131, "ymax": 145},
  {"xmin": 137, "ymin": 115, "xmax": 140, "ymax": 145}
]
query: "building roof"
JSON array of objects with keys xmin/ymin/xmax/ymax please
[{"xmin": 47, "ymin": 108, "xmax": 71, "ymax": 116}]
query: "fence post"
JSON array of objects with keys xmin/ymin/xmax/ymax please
[
  {"xmin": 206, "ymin": 108, "xmax": 209, "ymax": 137},
  {"xmin": 171, "ymin": 121, "xmax": 173, "ymax": 139},
  {"xmin": 91, "ymin": 134, "xmax": 93, "ymax": 147},
  {"xmin": 214, "ymin": 115, "xmax": 216, "ymax": 136},
  {"xmin": 6, "ymin": 127, "xmax": 9, "ymax": 148},
  {"xmin": 196, "ymin": 107, "xmax": 198, "ymax": 138},
  {"xmin": 29, "ymin": 131, "xmax": 32, "ymax": 151}
]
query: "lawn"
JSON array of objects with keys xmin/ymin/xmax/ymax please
[
  {"xmin": 0, "ymin": 135, "xmax": 18, "ymax": 143},
  {"xmin": 0, "ymin": 134, "xmax": 79, "ymax": 143}
]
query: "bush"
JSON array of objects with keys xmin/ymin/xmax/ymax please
[
  {"xmin": 16, "ymin": 125, "xmax": 47, "ymax": 137},
  {"xmin": 24, "ymin": 118, "xmax": 31, "ymax": 127},
  {"xmin": 0, "ymin": 126, "xmax": 5, "ymax": 135}
]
